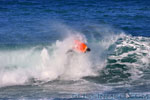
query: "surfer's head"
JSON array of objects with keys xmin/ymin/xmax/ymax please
[{"xmin": 86, "ymin": 48, "xmax": 91, "ymax": 52}]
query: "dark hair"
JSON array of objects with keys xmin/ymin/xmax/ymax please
[{"xmin": 86, "ymin": 48, "xmax": 91, "ymax": 52}]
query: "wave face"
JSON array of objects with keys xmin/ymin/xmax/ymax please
[
  {"xmin": 0, "ymin": 24, "xmax": 150, "ymax": 88},
  {"xmin": 92, "ymin": 35, "xmax": 150, "ymax": 85}
]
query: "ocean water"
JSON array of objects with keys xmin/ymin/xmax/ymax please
[{"xmin": 0, "ymin": 0, "xmax": 150, "ymax": 99}]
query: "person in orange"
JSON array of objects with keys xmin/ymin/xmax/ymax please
[
  {"xmin": 67, "ymin": 40, "xmax": 91, "ymax": 53},
  {"xmin": 73, "ymin": 40, "xmax": 91, "ymax": 53}
]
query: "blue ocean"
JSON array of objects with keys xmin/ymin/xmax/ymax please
[{"xmin": 0, "ymin": 0, "xmax": 150, "ymax": 100}]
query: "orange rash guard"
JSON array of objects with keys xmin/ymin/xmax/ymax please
[{"xmin": 73, "ymin": 40, "xmax": 88, "ymax": 53}]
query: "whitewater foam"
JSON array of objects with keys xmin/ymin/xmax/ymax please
[{"xmin": 0, "ymin": 33, "xmax": 97, "ymax": 87}]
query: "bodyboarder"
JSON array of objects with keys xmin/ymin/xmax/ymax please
[{"xmin": 67, "ymin": 39, "xmax": 91, "ymax": 53}]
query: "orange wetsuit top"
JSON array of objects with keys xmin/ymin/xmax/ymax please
[{"xmin": 73, "ymin": 40, "xmax": 88, "ymax": 53}]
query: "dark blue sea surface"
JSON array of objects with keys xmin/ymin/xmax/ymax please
[
  {"xmin": 0, "ymin": 0, "xmax": 149, "ymax": 44},
  {"xmin": 0, "ymin": 0, "xmax": 150, "ymax": 99}
]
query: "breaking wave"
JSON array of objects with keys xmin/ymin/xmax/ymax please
[{"xmin": 0, "ymin": 24, "xmax": 150, "ymax": 87}]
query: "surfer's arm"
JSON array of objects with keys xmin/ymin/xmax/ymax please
[{"xmin": 66, "ymin": 49, "xmax": 74, "ymax": 54}]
